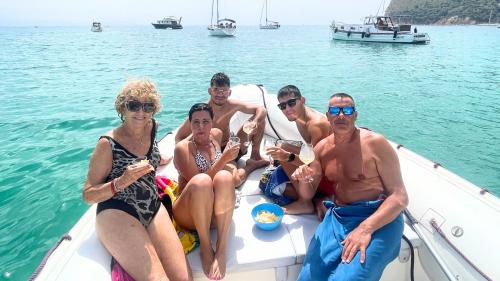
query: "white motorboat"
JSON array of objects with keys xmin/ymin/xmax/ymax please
[
  {"xmin": 259, "ymin": 0, "xmax": 280, "ymax": 30},
  {"xmin": 32, "ymin": 84, "xmax": 499, "ymax": 281},
  {"xmin": 330, "ymin": 16, "xmax": 430, "ymax": 44},
  {"xmin": 208, "ymin": 0, "xmax": 236, "ymax": 37},
  {"xmin": 91, "ymin": 22, "xmax": 102, "ymax": 32},
  {"xmin": 152, "ymin": 16, "xmax": 183, "ymax": 30}
]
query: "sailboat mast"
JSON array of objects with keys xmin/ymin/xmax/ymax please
[
  {"xmin": 217, "ymin": 0, "xmax": 220, "ymax": 22},
  {"xmin": 265, "ymin": 0, "xmax": 268, "ymax": 23},
  {"xmin": 211, "ymin": 0, "xmax": 214, "ymax": 25}
]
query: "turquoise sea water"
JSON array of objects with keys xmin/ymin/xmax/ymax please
[{"xmin": 0, "ymin": 25, "xmax": 498, "ymax": 280}]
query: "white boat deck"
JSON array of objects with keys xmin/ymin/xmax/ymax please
[
  {"xmin": 156, "ymin": 133, "xmax": 423, "ymax": 281},
  {"xmin": 34, "ymin": 84, "xmax": 500, "ymax": 281},
  {"xmin": 35, "ymin": 132, "xmax": 424, "ymax": 281}
]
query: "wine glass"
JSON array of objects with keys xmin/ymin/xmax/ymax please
[
  {"xmin": 260, "ymin": 138, "xmax": 275, "ymax": 168},
  {"xmin": 228, "ymin": 136, "xmax": 240, "ymax": 147},
  {"xmin": 242, "ymin": 120, "xmax": 256, "ymax": 146},
  {"xmin": 299, "ymin": 143, "xmax": 315, "ymax": 182}
]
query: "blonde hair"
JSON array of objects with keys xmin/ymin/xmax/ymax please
[{"xmin": 115, "ymin": 78, "xmax": 162, "ymax": 118}]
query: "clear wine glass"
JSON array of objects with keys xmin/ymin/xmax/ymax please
[
  {"xmin": 299, "ymin": 143, "xmax": 315, "ymax": 182},
  {"xmin": 260, "ymin": 138, "xmax": 275, "ymax": 168},
  {"xmin": 242, "ymin": 120, "xmax": 256, "ymax": 146},
  {"xmin": 228, "ymin": 136, "xmax": 240, "ymax": 147}
]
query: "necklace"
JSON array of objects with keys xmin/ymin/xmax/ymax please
[{"xmin": 122, "ymin": 124, "xmax": 147, "ymax": 148}]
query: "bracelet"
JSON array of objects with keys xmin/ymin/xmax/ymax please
[{"xmin": 110, "ymin": 179, "xmax": 118, "ymax": 194}]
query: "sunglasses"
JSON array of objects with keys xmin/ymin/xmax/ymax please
[
  {"xmin": 328, "ymin": 106, "xmax": 355, "ymax": 116},
  {"xmin": 212, "ymin": 87, "xmax": 230, "ymax": 94},
  {"xmin": 126, "ymin": 100, "xmax": 156, "ymax": 113},
  {"xmin": 277, "ymin": 98, "xmax": 299, "ymax": 110}
]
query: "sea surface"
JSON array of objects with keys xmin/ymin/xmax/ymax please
[{"xmin": 0, "ymin": 25, "xmax": 499, "ymax": 280}]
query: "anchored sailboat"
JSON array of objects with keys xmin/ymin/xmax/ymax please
[
  {"xmin": 259, "ymin": 0, "xmax": 280, "ymax": 29},
  {"xmin": 207, "ymin": 0, "xmax": 236, "ymax": 37}
]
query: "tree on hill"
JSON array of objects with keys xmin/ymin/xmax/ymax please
[{"xmin": 386, "ymin": 0, "xmax": 500, "ymax": 24}]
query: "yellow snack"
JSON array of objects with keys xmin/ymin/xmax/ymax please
[
  {"xmin": 255, "ymin": 210, "xmax": 279, "ymax": 223},
  {"xmin": 137, "ymin": 159, "xmax": 154, "ymax": 172}
]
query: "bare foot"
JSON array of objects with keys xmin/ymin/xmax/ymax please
[
  {"xmin": 209, "ymin": 251, "xmax": 227, "ymax": 280},
  {"xmin": 283, "ymin": 200, "xmax": 314, "ymax": 215},
  {"xmin": 245, "ymin": 158, "xmax": 269, "ymax": 172},
  {"xmin": 200, "ymin": 246, "xmax": 215, "ymax": 278}
]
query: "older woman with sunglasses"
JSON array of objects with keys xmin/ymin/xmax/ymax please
[
  {"xmin": 173, "ymin": 103, "xmax": 242, "ymax": 280},
  {"xmin": 83, "ymin": 79, "xmax": 192, "ymax": 281}
]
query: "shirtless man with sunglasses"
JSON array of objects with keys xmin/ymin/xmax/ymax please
[
  {"xmin": 292, "ymin": 93, "xmax": 408, "ymax": 281},
  {"xmin": 264, "ymin": 85, "xmax": 331, "ymax": 217}
]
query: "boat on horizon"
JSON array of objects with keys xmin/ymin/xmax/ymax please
[
  {"xmin": 208, "ymin": 0, "xmax": 236, "ymax": 37},
  {"xmin": 31, "ymin": 84, "xmax": 500, "ymax": 281},
  {"xmin": 152, "ymin": 16, "xmax": 183, "ymax": 30},
  {"xmin": 259, "ymin": 0, "xmax": 280, "ymax": 30},
  {"xmin": 91, "ymin": 22, "xmax": 102, "ymax": 32},
  {"xmin": 330, "ymin": 16, "xmax": 430, "ymax": 44}
]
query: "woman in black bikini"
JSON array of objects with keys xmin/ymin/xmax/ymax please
[
  {"xmin": 173, "ymin": 103, "xmax": 240, "ymax": 280},
  {"xmin": 83, "ymin": 79, "xmax": 192, "ymax": 281}
]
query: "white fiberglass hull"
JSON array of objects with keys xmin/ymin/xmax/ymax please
[
  {"xmin": 33, "ymin": 84, "xmax": 499, "ymax": 281},
  {"xmin": 208, "ymin": 26, "xmax": 236, "ymax": 37},
  {"xmin": 259, "ymin": 24, "xmax": 279, "ymax": 30},
  {"xmin": 331, "ymin": 30, "xmax": 429, "ymax": 44}
]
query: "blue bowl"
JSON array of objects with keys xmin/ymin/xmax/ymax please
[{"xmin": 252, "ymin": 203, "xmax": 284, "ymax": 231}]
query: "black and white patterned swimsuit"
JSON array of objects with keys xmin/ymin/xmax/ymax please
[
  {"xmin": 193, "ymin": 140, "xmax": 222, "ymax": 173},
  {"xmin": 96, "ymin": 120, "xmax": 161, "ymax": 227}
]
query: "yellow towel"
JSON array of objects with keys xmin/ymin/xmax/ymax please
[{"xmin": 156, "ymin": 176, "xmax": 199, "ymax": 254}]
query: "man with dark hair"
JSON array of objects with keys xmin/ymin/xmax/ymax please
[
  {"xmin": 263, "ymin": 85, "xmax": 331, "ymax": 217},
  {"xmin": 175, "ymin": 72, "xmax": 268, "ymax": 184},
  {"xmin": 293, "ymin": 93, "xmax": 408, "ymax": 281}
]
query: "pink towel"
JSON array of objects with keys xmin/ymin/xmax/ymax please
[{"xmin": 111, "ymin": 258, "xmax": 135, "ymax": 281}]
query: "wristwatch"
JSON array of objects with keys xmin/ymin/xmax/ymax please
[{"xmin": 287, "ymin": 152, "xmax": 295, "ymax": 162}]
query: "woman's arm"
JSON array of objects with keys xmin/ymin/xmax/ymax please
[
  {"xmin": 203, "ymin": 129, "xmax": 239, "ymax": 177},
  {"xmin": 82, "ymin": 138, "xmax": 115, "ymax": 204},
  {"xmin": 83, "ymin": 137, "xmax": 155, "ymax": 204},
  {"xmin": 174, "ymin": 140, "xmax": 202, "ymax": 183}
]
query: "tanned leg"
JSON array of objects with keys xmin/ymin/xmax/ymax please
[
  {"xmin": 96, "ymin": 211, "xmax": 167, "ymax": 281},
  {"xmin": 283, "ymin": 180, "xmax": 316, "ymax": 215},
  {"xmin": 249, "ymin": 118, "xmax": 266, "ymax": 161},
  {"xmin": 173, "ymin": 174, "xmax": 215, "ymax": 278},
  {"xmin": 280, "ymin": 161, "xmax": 300, "ymax": 198},
  {"xmin": 209, "ymin": 170, "xmax": 236, "ymax": 280},
  {"xmin": 148, "ymin": 205, "xmax": 193, "ymax": 281},
  {"xmin": 236, "ymin": 124, "xmax": 268, "ymax": 164}
]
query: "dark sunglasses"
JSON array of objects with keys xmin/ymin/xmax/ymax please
[
  {"xmin": 328, "ymin": 106, "xmax": 355, "ymax": 116},
  {"xmin": 126, "ymin": 100, "xmax": 156, "ymax": 113},
  {"xmin": 277, "ymin": 98, "xmax": 299, "ymax": 110}
]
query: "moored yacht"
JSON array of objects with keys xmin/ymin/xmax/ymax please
[
  {"xmin": 208, "ymin": 0, "xmax": 236, "ymax": 37},
  {"xmin": 90, "ymin": 22, "xmax": 102, "ymax": 32},
  {"xmin": 152, "ymin": 16, "xmax": 183, "ymax": 29},
  {"xmin": 330, "ymin": 16, "xmax": 430, "ymax": 44}
]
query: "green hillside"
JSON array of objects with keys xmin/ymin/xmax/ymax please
[{"xmin": 386, "ymin": 0, "xmax": 500, "ymax": 24}]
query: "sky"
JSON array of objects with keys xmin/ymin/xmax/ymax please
[{"xmin": 0, "ymin": 0, "xmax": 389, "ymax": 26}]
